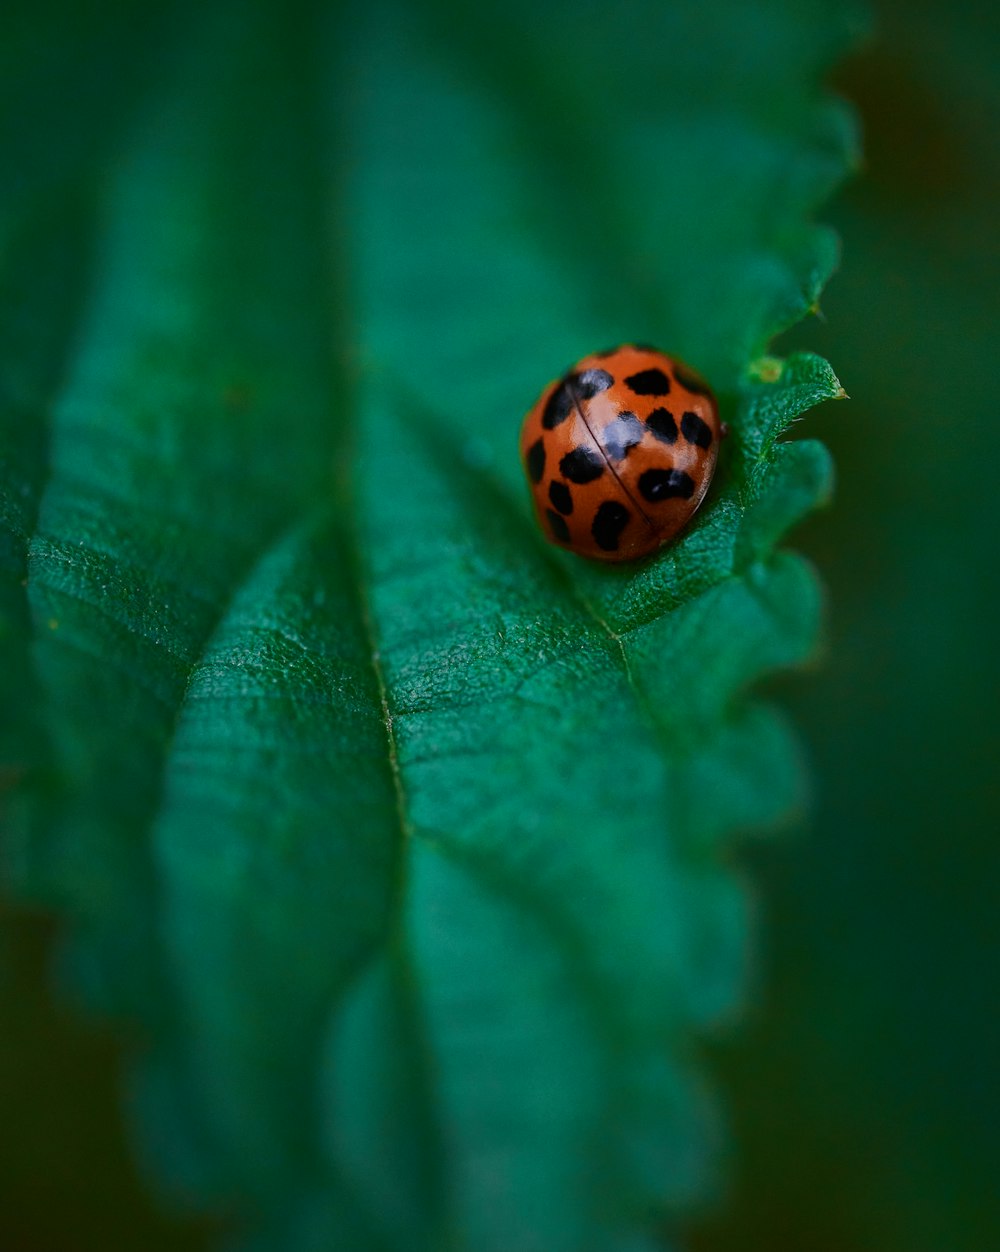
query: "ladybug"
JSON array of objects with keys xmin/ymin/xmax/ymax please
[{"xmin": 520, "ymin": 345, "xmax": 722, "ymax": 562}]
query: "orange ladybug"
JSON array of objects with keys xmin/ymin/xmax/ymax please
[{"xmin": 520, "ymin": 345, "xmax": 722, "ymax": 562}]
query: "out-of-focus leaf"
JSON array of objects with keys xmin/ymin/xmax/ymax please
[{"xmin": 0, "ymin": 0, "xmax": 857, "ymax": 1248}]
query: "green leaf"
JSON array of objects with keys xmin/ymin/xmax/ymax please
[{"xmin": 0, "ymin": 0, "xmax": 857, "ymax": 1248}]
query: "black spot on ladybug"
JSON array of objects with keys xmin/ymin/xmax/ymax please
[
  {"xmin": 542, "ymin": 380, "xmax": 575, "ymax": 428},
  {"xmin": 592, "ymin": 500, "xmax": 631, "ymax": 551},
  {"xmin": 560, "ymin": 446, "xmax": 605, "ymax": 484},
  {"xmin": 673, "ymin": 363, "xmax": 711, "ymax": 395},
  {"xmin": 639, "ymin": 468, "xmax": 696, "ymax": 503},
  {"xmin": 681, "ymin": 411, "xmax": 713, "ymax": 449},
  {"xmin": 548, "ymin": 480, "xmax": 573, "ymax": 515},
  {"xmin": 575, "ymin": 368, "xmax": 614, "ymax": 398},
  {"xmin": 625, "ymin": 367, "xmax": 671, "ymax": 396},
  {"xmin": 646, "ymin": 407, "xmax": 678, "ymax": 444},
  {"xmin": 602, "ymin": 411, "xmax": 644, "ymax": 461},
  {"xmin": 546, "ymin": 508, "xmax": 571, "ymax": 543},
  {"xmin": 542, "ymin": 368, "xmax": 613, "ymax": 428},
  {"xmin": 526, "ymin": 438, "xmax": 546, "ymax": 483}
]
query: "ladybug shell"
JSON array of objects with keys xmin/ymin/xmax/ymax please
[{"xmin": 520, "ymin": 345, "xmax": 721, "ymax": 563}]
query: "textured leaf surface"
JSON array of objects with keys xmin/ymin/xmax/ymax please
[{"xmin": 0, "ymin": 0, "xmax": 856, "ymax": 1248}]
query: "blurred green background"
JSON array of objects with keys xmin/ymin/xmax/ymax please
[
  {"xmin": 695, "ymin": 0, "xmax": 1000, "ymax": 1247},
  {"xmin": 2, "ymin": 0, "xmax": 997, "ymax": 1248}
]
